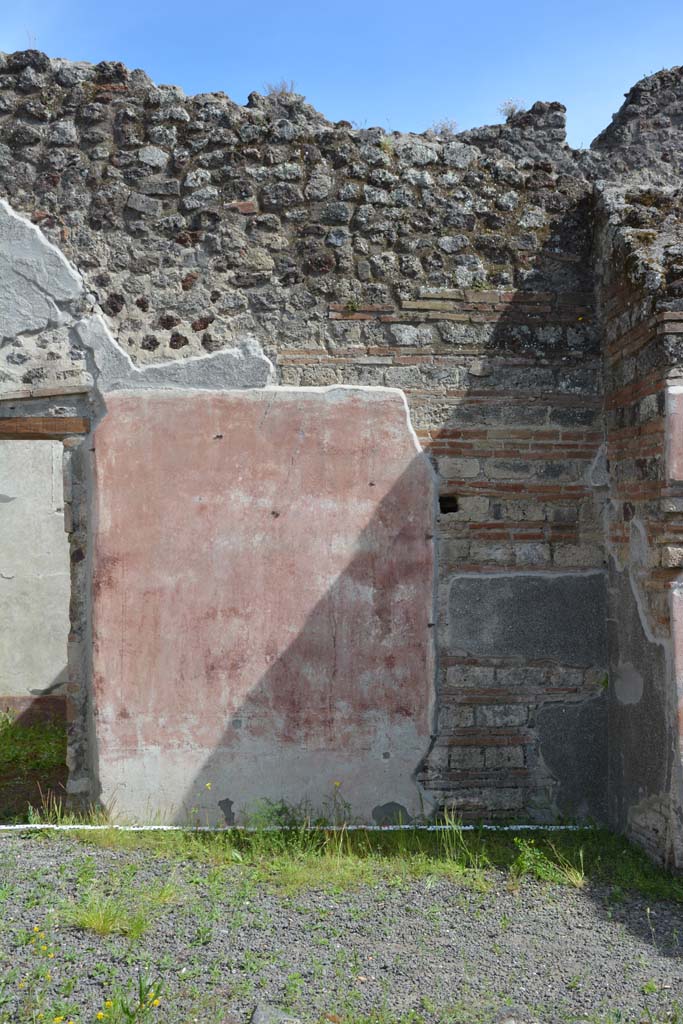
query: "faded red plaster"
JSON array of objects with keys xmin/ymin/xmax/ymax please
[{"xmin": 91, "ymin": 388, "xmax": 435, "ymax": 821}]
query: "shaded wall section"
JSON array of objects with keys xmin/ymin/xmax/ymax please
[
  {"xmin": 91, "ymin": 387, "xmax": 436, "ymax": 823},
  {"xmin": 0, "ymin": 440, "xmax": 70, "ymax": 714},
  {"xmin": 594, "ymin": 188, "xmax": 683, "ymax": 867}
]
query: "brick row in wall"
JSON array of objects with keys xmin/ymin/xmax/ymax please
[
  {"xmin": 314, "ymin": 287, "xmax": 610, "ymax": 821},
  {"xmin": 602, "ymin": 279, "xmax": 674, "ymax": 632},
  {"xmin": 419, "ymin": 659, "xmax": 604, "ymax": 818}
]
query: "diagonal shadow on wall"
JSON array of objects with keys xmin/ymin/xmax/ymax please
[
  {"xmin": 88, "ymin": 198, "xmax": 610, "ymax": 829},
  {"xmin": 89, "ymin": 388, "xmax": 438, "ymax": 826}
]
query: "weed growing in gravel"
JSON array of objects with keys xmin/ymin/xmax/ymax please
[
  {"xmin": 509, "ymin": 837, "xmax": 585, "ymax": 889},
  {"xmin": 2, "ymin": 939, "xmax": 163, "ymax": 1024},
  {"xmin": 26, "ymin": 789, "xmax": 112, "ymax": 826},
  {"xmin": 585, "ymin": 1007, "xmax": 683, "ymax": 1024},
  {"xmin": 14, "ymin": 928, "xmax": 56, "ymax": 1012},
  {"xmin": 60, "ymin": 878, "xmax": 180, "ymax": 939},
  {"xmin": 38, "ymin": 816, "xmax": 683, "ymax": 902},
  {"xmin": 61, "ymin": 892, "xmax": 150, "ymax": 939},
  {"xmin": 435, "ymin": 810, "xmax": 491, "ymax": 888},
  {"xmin": 97, "ymin": 974, "xmax": 163, "ymax": 1022}
]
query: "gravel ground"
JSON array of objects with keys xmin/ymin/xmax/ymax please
[{"xmin": 0, "ymin": 834, "xmax": 682, "ymax": 1023}]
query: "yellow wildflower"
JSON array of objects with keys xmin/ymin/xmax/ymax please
[
  {"xmin": 41, "ymin": 944, "xmax": 48, "ymax": 951},
  {"xmin": 105, "ymin": 1001, "xmax": 113, "ymax": 1008},
  {"xmin": 33, "ymin": 925, "xmax": 40, "ymax": 932},
  {"xmin": 152, "ymin": 999, "xmax": 160, "ymax": 1007},
  {"xmin": 54, "ymin": 1017, "xmax": 65, "ymax": 1023},
  {"xmin": 96, "ymin": 1013, "xmax": 106, "ymax": 1021},
  {"xmin": 205, "ymin": 782, "xmax": 212, "ymax": 790}
]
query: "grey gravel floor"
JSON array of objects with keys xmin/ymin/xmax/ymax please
[{"xmin": 0, "ymin": 834, "xmax": 682, "ymax": 1023}]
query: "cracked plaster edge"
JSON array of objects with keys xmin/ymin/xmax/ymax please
[
  {"xmin": 396, "ymin": 385, "xmax": 440, "ymax": 819},
  {"xmin": 0, "ymin": 197, "xmax": 276, "ymax": 397},
  {"xmin": 73, "ymin": 313, "xmax": 275, "ymax": 394},
  {"xmin": 0, "ymin": 198, "xmax": 82, "ymax": 300}
]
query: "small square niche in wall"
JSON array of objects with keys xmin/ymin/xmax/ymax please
[{"xmin": 439, "ymin": 495, "xmax": 459, "ymax": 514}]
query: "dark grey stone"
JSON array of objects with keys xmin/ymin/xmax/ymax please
[
  {"xmin": 372, "ymin": 801, "xmax": 412, "ymax": 825},
  {"xmin": 537, "ymin": 693, "xmax": 608, "ymax": 822},
  {"xmin": 218, "ymin": 796, "xmax": 235, "ymax": 825},
  {"xmin": 495, "ymin": 1009, "xmax": 533, "ymax": 1024},
  {"xmin": 607, "ymin": 561, "xmax": 669, "ymax": 834},
  {"xmin": 250, "ymin": 1005, "xmax": 301, "ymax": 1024},
  {"xmin": 448, "ymin": 572, "xmax": 607, "ymax": 666}
]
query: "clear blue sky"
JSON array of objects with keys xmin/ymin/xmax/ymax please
[{"xmin": 2, "ymin": 0, "xmax": 683, "ymax": 148}]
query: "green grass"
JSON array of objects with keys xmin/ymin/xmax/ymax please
[
  {"xmin": 53, "ymin": 819, "xmax": 683, "ymax": 903},
  {"xmin": 2, "ymin": 710, "xmax": 679, "ymax": 904},
  {"xmin": 25, "ymin": 789, "xmax": 111, "ymax": 825},
  {"xmin": 0, "ymin": 710, "xmax": 66, "ymax": 778},
  {"xmin": 59, "ymin": 876, "xmax": 180, "ymax": 940},
  {"xmin": 4, "ymin": 824, "xmax": 683, "ymax": 1024},
  {"xmin": 60, "ymin": 891, "xmax": 150, "ymax": 939}
]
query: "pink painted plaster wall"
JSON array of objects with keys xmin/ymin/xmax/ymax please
[
  {"xmin": 668, "ymin": 388, "xmax": 683, "ymax": 484},
  {"xmin": 91, "ymin": 387, "xmax": 436, "ymax": 823}
]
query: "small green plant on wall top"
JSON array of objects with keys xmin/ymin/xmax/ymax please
[{"xmin": 499, "ymin": 99, "xmax": 526, "ymax": 120}]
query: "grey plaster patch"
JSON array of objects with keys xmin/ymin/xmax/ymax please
[
  {"xmin": 537, "ymin": 693, "xmax": 608, "ymax": 822},
  {"xmin": 614, "ymin": 662, "xmax": 645, "ymax": 705},
  {"xmin": 0, "ymin": 199, "xmax": 82, "ymax": 339},
  {"xmin": 607, "ymin": 561, "xmax": 670, "ymax": 833},
  {"xmin": 448, "ymin": 572, "xmax": 607, "ymax": 666},
  {"xmin": 74, "ymin": 314, "xmax": 273, "ymax": 392},
  {"xmin": 588, "ymin": 443, "xmax": 609, "ymax": 488}
]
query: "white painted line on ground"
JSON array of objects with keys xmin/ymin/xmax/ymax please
[{"xmin": 0, "ymin": 823, "xmax": 588, "ymax": 833}]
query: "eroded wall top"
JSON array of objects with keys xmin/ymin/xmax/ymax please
[
  {"xmin": 1, "ymin": 51, "xmax": 683, "ymax": 391},
  {"xmin": 0, "ymin": 49, "xmax": 608, "ymax": 386}
]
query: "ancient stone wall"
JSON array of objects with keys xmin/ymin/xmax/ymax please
[{"xmin": 1, "ymin": 50, "xmax": 683, "ymax": 852}]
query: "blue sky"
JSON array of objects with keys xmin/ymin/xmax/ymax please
[{"xmin": 2, "ymin": 0, "xmax": 682, "ymax": 147}]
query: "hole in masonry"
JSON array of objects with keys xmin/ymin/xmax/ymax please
[{"xmin": 439, "ymin": 494, "xmax": 459, "ymax": 514}]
